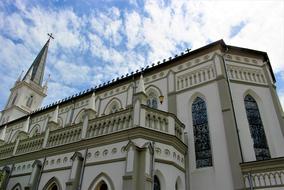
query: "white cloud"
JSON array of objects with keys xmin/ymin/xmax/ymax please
[
  {"xmin": 0, "ymin": 0, "xmax": 284, "ymax": 110},
  {"xmin": 43, "ymin": 81, "xmax": 77, "ymax": 106}
]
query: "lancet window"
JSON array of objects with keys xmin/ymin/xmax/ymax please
[
  {"xmin": 154, "ymin": 175, "xmax": 161, "ymax": 190},
  {"xmin": 244, "ymin": 94, "xmax": 270, "ymax": 160},
  {"xmin": 192, "ymin": 97, "xmax": 212, "ymax": 168}
]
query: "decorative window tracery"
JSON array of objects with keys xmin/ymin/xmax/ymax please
[
  {"xmin": 192, "ymin": 97, "xmax": 212, "ymax": 168},
  {"xmin": 244, "ymin": 95, "xmax": 270, "ymax": 160}
]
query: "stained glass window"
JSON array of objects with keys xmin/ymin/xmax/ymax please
[
  {"xmin": 192, "ymin": 97, "xmax": 212, "ymax": 168},
  {"xmin": 244, "ymin": 95, "xmax": 270, "ymax": 160},
  {"xmin": 154, "ymin": 175, "xmax": 161, "ymax": 190}
]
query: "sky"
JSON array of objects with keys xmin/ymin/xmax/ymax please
[{"xmin": 0, "ymin": 0, "xmax": 284, "ymax": 110}]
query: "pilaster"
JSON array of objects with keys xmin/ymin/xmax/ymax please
[{"xmin": 66, "ymin": 152, "xmax": 84, "ymax": 190}]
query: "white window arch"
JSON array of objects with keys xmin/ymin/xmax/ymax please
[
  {"xmin": 104, "ymin": 98, "xmax": 122, "ymax": 115},
  {"xmin": 11, "ymin": 183, "xmax": 22, "ymax": 190},
  {"xmin": 43, "ymin": 177, "xmax": 62, "ymax": 190},
  {"xmin": 146, "ymin": 86, "xmax": 162, "ymax": 109},
  {"xmin": 29, "ymin": 125, "xmax": 40, "ymax": 137},
  {"xmin": 88, "ymin": 173, "xmax": 114, "ymax": 190}
]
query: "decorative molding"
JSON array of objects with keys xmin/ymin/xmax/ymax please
[
  {"xmin": 227, "ymin": 64, "xmax": 267, "ymax": 85},
  {"xmin": 176, "ymin": 64, "xmax": 216, "ymax": 91}
]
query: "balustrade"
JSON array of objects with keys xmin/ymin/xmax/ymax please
[
  {"xmin": 86, "ymin": 108, "xmax": 132, "ymax": 138},
  {"xmin": 241, "ymin": 157, "xmax": 284, "ymax": 189},
  {"xmin": 144, "ymin": 105, "xmax": 184, "ymax": 141},
  {"xmin": 0, "ymin": 106, "xmax": 185, "ymax": 160},
  {"xmin": 16, "ymin": 135, "xmax": 44, "ymax": 154},
  {"xmin": 47, "ymin": 125, "xmax": 82, "ymax": 148},
  {"xmin": 0, "ymin": 143, "xmax": 14, "ymax": 159}
]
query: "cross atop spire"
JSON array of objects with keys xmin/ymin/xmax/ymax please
[{"xmin": 47, "ymin": 33, "xmax": 54, "ymax": 40}]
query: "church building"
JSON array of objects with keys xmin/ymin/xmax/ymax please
[{"xmin": 0, "ymin": 38, "xmax": 284, "ymax": 190}]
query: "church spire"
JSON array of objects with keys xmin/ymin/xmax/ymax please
[
  {"xmin": 23, "ymin": 34, "xmax": 53, "ymax": 86},
  {"xmin": 0, "ymin": 34, "xmax": 54, "ymax": 124}
]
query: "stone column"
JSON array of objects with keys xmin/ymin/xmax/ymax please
[
  {"xmin": 81, "ymin": 112, "xmax": 89, "ymax": 139},
  {"xmin": 66, "ymin": 152, "xmax": 84, "ymax": 190},
  {"xmin": 25, "ymin": 160, "xmax": 42, "ymax": 190},
  {"xmin": 42, "ymin": 127, "xmax": 50, "ymax": 149},
  {"xmin": 123, "ymin": 142, "xmax": 138, "ymax": 190},
  {"xmin": 122, "ymin": 141, "xmax": 153, "ymax": 190},
  {"xmin": 12, "ymin": 139, "xmax": 20, "ymax": 156}
]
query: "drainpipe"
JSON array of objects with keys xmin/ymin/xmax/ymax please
[
  {"xmin": 221, "ymin": 48, "xmax": 244, "ymax": 162},
  {"xmin": 150, "ymin": 141, "xmax": 155, "ymax": 190}
]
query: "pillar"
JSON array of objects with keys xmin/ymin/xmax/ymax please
[
  {"xmin": 25, "ymin": 160, "xmax": 42, "ymax": 190},
  {"xmin": 66, "ymin": 152, "xmax": 84, "ymax": 190}
]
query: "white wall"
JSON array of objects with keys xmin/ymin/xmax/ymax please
[
  {"xmin": 177, "ymin": 81, "xmax": 234, "ymax": 190},
  {"xmin": 230, "ymin": 83, "xmax": 284, "ymax": 162}
]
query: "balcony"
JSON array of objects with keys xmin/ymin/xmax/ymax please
[
  {"xmin": 0, "ymin": 106, "xmax": 185, "ymax": 160},
  {"xmin": 240, "ymin": 157, "xmax": 284, "ymax": 189}
]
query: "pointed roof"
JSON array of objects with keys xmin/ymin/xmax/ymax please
[{"xmin": 23, "ymin": 39, "xmax": 50, "ymax": 86}]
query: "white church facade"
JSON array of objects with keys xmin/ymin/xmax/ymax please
[{"xmin": 0, "ymin": 39, "xmax": 284, "ymax": 190}]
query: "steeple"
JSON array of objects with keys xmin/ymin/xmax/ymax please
[
  {"xmin": 22, "ymin": 39, "xmax": 50, "ymax": 86},
  {"xmin": 0, "ymin": 34, "xmax": 53, "ymax": 124}
]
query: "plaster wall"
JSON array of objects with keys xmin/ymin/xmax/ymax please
[
  {"xmin": 82, "ymin": 161, "xmax": 125, "ymax": 190},
  {"xmin": 230, "ymin": 82, "xmax": 284, "ymax": 162},
  {"xmin": 176, "ymin": 81, "xmax": 234, "ymax": 190},
  {"xmin": 155, "ymin": 162, "xmax": 185, "ymax": 190}
]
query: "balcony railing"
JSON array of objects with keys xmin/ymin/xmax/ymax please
[
  {"xmin": 0, "ymin": 105, "xmax": 185, "ymax": 159},
  {"xmin": 16, "ymin": 135, "xmax": 44, "ymax": 155},
  {"xmin": 0, "ymin": 143, "xmax": 15, "ymax": 159},
  {"xmin": 86, "ymin": 108, "xmax": 132, "ymax": 138},
  {"xmin": 240, "ymin": 157, "xmax": 284, "ymax": 189},
  {"xmin": 46, "ymin": 124, "xmax": 82, "ymax": 148}
]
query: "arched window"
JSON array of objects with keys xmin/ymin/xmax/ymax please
[
  {"xmin": 26, "ymin": 95, "xmax": 34, "ymax": 108},
  {"xmin": 192, "ymin": 97, "xmax": 212, "ymax": 168},
  {"xmin": 110, "ymin": 104, "xmax": 118, "ymax": 114},
  {"xmin": 49, "ymin": 183, "xmax": 58, "ymax": 190},
  {"xmin": 244, "ymin": 95, "xmax": 270, "ymax": 160},
  {"xmin": 154, "ymin": 175, "xmax": 161, "ymax": 190},
  {"xmin": 105, "ymin": 99, "xmax": 122, "ymax": 115},
  {"xmin": 43, "ymin": 177, "xmax": 61, "ymax": 190},
  {"xmin": 11, "ymin": 183, "xmax": 22, "ymax": 190},
  {"xmin": 147, "ymin": 92, "xmax": 158, "ymax": 109},
  {"xmin": 175, "ymin": 182, "xmax": 178, "ymax": 190},
  {"xmin": 30, "ymin": 126, "xmax": 40, "ymax": 137},
  {"xmin": 95, "ymin": 181, "xmax": 108, "ymax": 190},
  {"xmin": 99, "ymin": 182, "xmax": 108, "ymax": 190}
]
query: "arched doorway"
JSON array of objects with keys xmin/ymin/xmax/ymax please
[
  {"xmin": 43, "ymin": 177, "xmax": 62, "ymax": 190},
  {"xmin": 95, "ymin": 181, "xmax": 108, "ymax": 190},
  {"xmin": 49, "ymin": 183, "xmax": 58, "ymax": 190},
  {"xmin": 88, "ymin": 173, "xmax": 114, "ymax": 190},
  {"xmin": 154, "ymin": 175, "xmax": 161, "ymax": 190}
]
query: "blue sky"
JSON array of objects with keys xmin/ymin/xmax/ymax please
[{"xmin": 0, "ymin": 0, "xmax": 284, "ymax": 109}]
